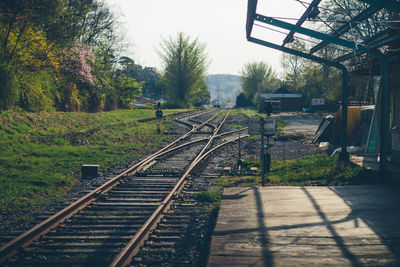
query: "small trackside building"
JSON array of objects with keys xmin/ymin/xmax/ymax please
[{"xmin": 261, "ymin": 87, "xmax": 302, "ymax": 112}]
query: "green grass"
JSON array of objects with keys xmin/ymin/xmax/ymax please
[
  {"xmin": 195, "ymin": 187, "xmax": 223, "ymax": 219},
  {"xmin": 0, "ymin": 108, "xmax": 187, "ymax": 224},
  {"xmin": 244, "ymin": 135, "xmax": 259, "ymax": 140},
  {"xmin": 195, "ymin": 190, "xmax": 221, "ymax": 203},
  {"xmin": 215, "ymin": 176, "xmax": 260, "ymax": 187},
  {"xmin": 275, "ymin": 120, "xmax": 288, "ymax": 135},
  {"xmin": 241, "ymin": 158, "xmax": 260, "ymax": 171},
  {"xmin": 214, "ymin": 154, "xmax": 374, "ymax": 188},
  {"xmin": 268, "ymin": 154, "xmax": 374, "ymax": 186},
  {"xmin": 216, "ymin": 109, "xmax": 262, "ymax": 118},
  {"xmin": 239, "ymin": 109, "xmax": 260, "ymax": 117}
]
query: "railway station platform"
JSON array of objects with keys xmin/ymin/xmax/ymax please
[
  {"xmin": 207, "ymin": 186, "xmax": 400, "ymax": 266},
  {"xmin": 350, "ymin": 155, "xmax": 400, "ymax": 184}
]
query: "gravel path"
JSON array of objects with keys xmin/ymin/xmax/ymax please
[
  {"xmin": 241, "ymin": 112, "xmax": 329, "ymax": 161},
  {"xmin": 278, "ymin": 112, "xmax": 328, "ymax": 137}
]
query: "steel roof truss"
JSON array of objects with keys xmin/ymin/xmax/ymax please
[
  {"xmin": 282, "ymin": 0, "xmax": 322, "ymax": 46},
  {"xmin": 248, "ymin": 36, "xmax": 344, "ymax": 69},
  {"xmin": 309, "ymin": 5, "xmax": 382, "ymax": 54},
  {"xmin": 254, "ymin": 14, "xmax": 367, "ymax": 53}
]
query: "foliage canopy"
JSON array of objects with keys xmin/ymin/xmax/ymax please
[
  {"xmin": 158, "ymin": 32, "xmax": 210, "ymax": 108},
  {"xmin": 239, "ymin": 61, "xmax": 279, "ymax": 110},
  {"xmin": 0, "ymin": 0, "xmax": 164, "ymax": 112}
]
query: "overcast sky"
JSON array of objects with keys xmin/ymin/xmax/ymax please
[{"xmin": 107, "ymin": 0, "xmax": 305, "ymax": 76}]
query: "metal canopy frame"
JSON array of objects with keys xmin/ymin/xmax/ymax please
[
  {"xmin": 246, "ymin": 0, "xmax": 400, "ymax": 171},
  {"xmin": 309, "ymin": 5, "xmax": 381, "ymax": 55},
  {"xmin": 282, "ymin": 0, "xmax": 322, "ymax": 46}
]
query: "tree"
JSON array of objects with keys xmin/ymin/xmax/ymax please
[
  {"xmin": 59, "ymin": 40, "xmax": 94, "ymax": 111},
  {"xmin": 60, "ymin": 40, "xmax": 94, "ymax": 85},
  {"xmin": 319, "ymin": 0, "xmax": 388, "ymax": 43},
  {"xmin": 138, "ymin": 67, "xmax": 164, "ymax": 98},
  {"xmin": 117, "ymin": 57, "xmax": 163, "ymax": 98},
  {"xmin": 281, "ymin": 41, "xmax": 306, "ymax": 92},
  {"xmin": 0, "ymin": 0, "xmax": 64, "ymax": 64},
  {"xmin": 235, "ymin": 92, "xmax": 253, "ymax": 108},
  {"xmin": 0, "ymin": 64, "xmax": 15, "ymax": 110},
  {"xmin": 316, "ymin": 0, "xmax": 390, "ymax": 101},
  {"xmin": 0, "ymin": 0, "xmax": 141, "ymax": 112},
  {"xmin": 239, "ymin": 61, "xmax": 279, "ymax": 110},
  {"xmin": 44, "ymin": 0, "xmax": 94, "ymax": 46},
  {"xmin": 158, "ymin": 32, "xmax": 210, "ymax": 108},
  {"xmin": 113, "ymin": 74, "xmax": 142, "ymax": 109},
  {"xmin": 0, "ymin": 22, "xmax": 61, "ymax": 111},
  {"xmin": 190, "ymin": 83, "xmax": 210, "ymax": 107}
]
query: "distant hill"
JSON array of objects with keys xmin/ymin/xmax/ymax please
[{"xmin": 207, "ymin": 74, "xmax": 242, "ymax": 105}]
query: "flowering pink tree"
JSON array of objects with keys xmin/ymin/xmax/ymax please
[
  {"xmin": 59, "ymin": 40, "xmax": 96, "ymax": 111},
  {"xmin": 60, "ymin": 40, "xmax": 94, "ymax": 84}
]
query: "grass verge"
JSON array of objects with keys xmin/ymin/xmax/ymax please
[
  {"xmin": 269, "ymin": 154, "xmax": 376, "ymax": 185},
  {"xmin": 215, "ymin": 154, "xmax": 375, "ymax": 188},
  {"xmin": 193, "ymin": 187, "xmax": 223, "ymax": 266},
  {"xmin": 0, "ymin": 108, "xmax": 187, "ymax": 225},
  {"xmin": 275, "ymin": 120, "xmax": 288, "ymax": 135}
]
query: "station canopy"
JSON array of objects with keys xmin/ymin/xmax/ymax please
[
  {"xmin": 246, "ymin": 0, "xmax": 400, "ymax": 67},
  {"xmin": 246, "ymin": 0, "xmax": 400, "ymax": 171}
]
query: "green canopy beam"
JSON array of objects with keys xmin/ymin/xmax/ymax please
[
  {"xmin": 282, "ymin": 0, "xmax": 322, "ymax": 46},
  {"xmin": 248, "ymin": 37, "xmax": 343, "ymax": 69},
  {"xmin": 310, "ymin": 5, "xmax": 381, "ymax": 54},
  {"xmin": 254, "ymin": 14, "xmax": 367, "ymax": 52},
  {"xmin": 246, "ymin": 0, "xmax": 258, "ymax": 39},
  {"xmin": 336, "ymin": 31, "xmax": 400, "ymax": 62}
]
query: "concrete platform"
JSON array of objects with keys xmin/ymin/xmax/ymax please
[{"xmin": 208, "ymin": 186, "xmax": 400, "ymax": 266}]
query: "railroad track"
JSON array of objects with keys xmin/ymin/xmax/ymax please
[{"xmin": 0, "ymin": 110, "xmax": 248, "ymax": 266}]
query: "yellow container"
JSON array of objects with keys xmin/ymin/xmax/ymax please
[{"xmin": 335, "ymin": 106, "xmax": 363, "ymax": 135}]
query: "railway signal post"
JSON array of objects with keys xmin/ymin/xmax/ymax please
[{"xmin": 249, "ymin": 117, "xmax": 276, "ymax": 186}]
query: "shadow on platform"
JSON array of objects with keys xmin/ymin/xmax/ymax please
[{"xmin": 208, "ymin": 185, "xmax": 400, "ymax": 266}]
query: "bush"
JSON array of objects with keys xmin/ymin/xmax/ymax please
[
  {"xmin": 61, "ymin": 83, "xmax": 80, "ymax": 111},
  {"xmin": 195, "ymin": 191, "xmax": 221, "ymax": 203},
  {"xmin": 163, "ymin": 99, "xmax": 187, "ymax": 109},
  {"xmin": 16, "ymin": 71, "xmax": 56, "ymax": 112},
  {"xmin": 235, "ymin": 92, "xmax": 253, "ymax": 108},
  {"xmin": 0, "ymin": 64, "xmax": 15, "ymax": 110}
]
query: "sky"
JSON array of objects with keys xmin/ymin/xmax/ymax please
[{"xmin": 106, "ymin": 0, "xmax": 306, "ymax": 76}]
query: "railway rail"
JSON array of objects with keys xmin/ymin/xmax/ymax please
[{"xmin": 0, "ymin": 110, "xmax": 248, "ymax": 266}]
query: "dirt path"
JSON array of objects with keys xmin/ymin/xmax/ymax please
[
  {"xmin": 241, "ymin": 113, "xmax": 330, "ymax": 161},
  {"xmin": 277, "ymin": 112, "xmax": 327, "ymax": 137}
]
